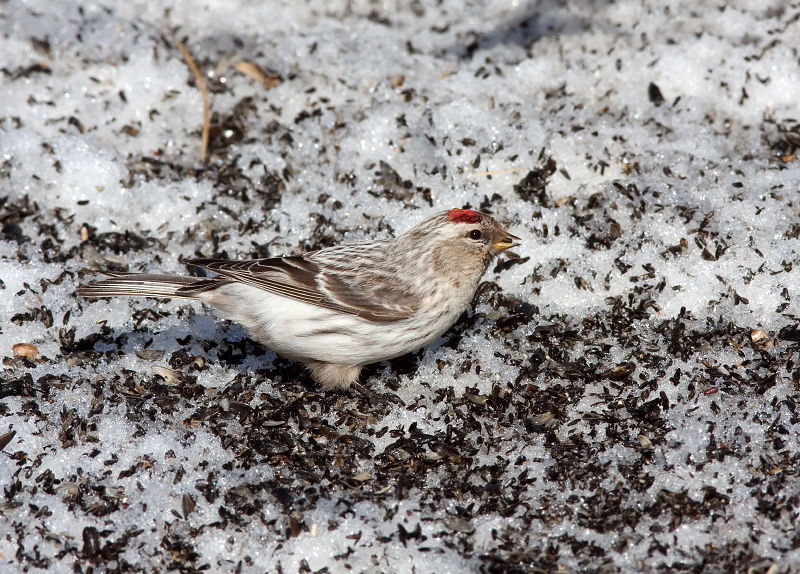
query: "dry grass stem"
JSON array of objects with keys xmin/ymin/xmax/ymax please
[
  {"xmin": 177, "ymin": 41, "xmax": 210, "ymax": 162},
  {"xmin": 234, "ymin": 61, "xmax": 282, "ymax": 90}
]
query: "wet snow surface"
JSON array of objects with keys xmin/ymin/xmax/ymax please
[{"xmin": 2, "ymin": 0, "xmax": 800, "ymax": 572}]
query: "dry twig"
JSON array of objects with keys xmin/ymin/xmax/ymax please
[
  {"xmin": 234, "ymin": 61, "xmax": 282, "ymax": 90},
  {"xmin": 177, "ymin": 41, "xmax": 210, "ymax": 162}
]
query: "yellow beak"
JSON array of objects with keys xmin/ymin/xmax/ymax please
[{"xmin": 493, "ymin": 233, "xmax": 521, "ymax": 250}]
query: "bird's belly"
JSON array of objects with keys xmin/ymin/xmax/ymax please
[{"xmin": 204, "ymin": 283, "xmax": 459, "ymax": 366}]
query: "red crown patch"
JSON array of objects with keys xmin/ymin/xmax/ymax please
[{"xmin": 447, "ymin": 209, "xmax": 482, "ymax": 224}]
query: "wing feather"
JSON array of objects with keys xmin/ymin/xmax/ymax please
[
  {"xmin": 187, "ymin": 254, "xmax": 419, "ymax": 322},
  {"xmin": 76, "ymin": 272, "xmax": 223, "ymax": 299}
]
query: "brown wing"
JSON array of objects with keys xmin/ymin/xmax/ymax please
[{"xmin": 186, "ymin": 256, "xmax": 419, "ymax": 322}]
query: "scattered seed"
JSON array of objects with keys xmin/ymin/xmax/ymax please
[
  {"xmin": 467, "ymin": 393, "xmax": 489, "ymax": 405},
  {"xmin": 530, "ymin": 412, "xmax": 555, "ymax": 426},
  {"xmin": 0, "ymin": 430, "xmax": 16, "ymax": 451},
  {"xmin": 181, "ymin": 494, "xmax": 195, "ymax": 518},
  {"xmin": 55, "ymin": 482, "xmax": 80, "ymax": 496},
  {"xmin": 421, "ymin": 450, "xmax": 444, "ymax": 461},
  {"xmin": 648, "ymin": 82, "xmax": 665, "ymax": 106},
  {"xmin": 443, "ymin": 517, "xmax": 475, "ymax": 534},
  {"xmin": 750, "ymin": 330, "xmax": 772, "ymax": 349},
  {"xmin": 136, "ymin": 349, "xmax": 165, "ymax": 361},
  {"xmin": 12, "ymin": 343, "xmax": 38, "ymax": 359},
  {"xmin": 153, "ymin": 366, "xmax": 181, "ymax": 383},
  {"xmin": 0, "ymin": 502, "xmax": 23, "ymax": 515},
  {"xmin": 261, "ymin": 420, "xmax": 287, "ymax": 427}
]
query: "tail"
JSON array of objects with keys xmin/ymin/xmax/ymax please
[{"xmin": 75, "ymin": 271, "xmax": 225, "ymax": 299}]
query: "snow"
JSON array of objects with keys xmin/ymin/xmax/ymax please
[{"xmin": 1, "ymin": 0, "xmax": 799, "ymax": 572}]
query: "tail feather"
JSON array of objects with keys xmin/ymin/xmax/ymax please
[{"xmin": 76, "ymin": 272, "xmax": 224, "ymax": 299}]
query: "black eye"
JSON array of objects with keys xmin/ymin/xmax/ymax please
[{"xmin": 468, "ymin": 229, "xmax": 482, "ymax": 240}]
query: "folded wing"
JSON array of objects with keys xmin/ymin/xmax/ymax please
[{"xmin": 187, "ymin": 256, "xmax": 419, "ymax": 322}]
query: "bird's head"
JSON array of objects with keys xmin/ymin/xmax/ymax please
[
  {"xmin": 442, "ymin": 208, "xmax": 521, "ymax": 257},
  {"xmin": 399, "ymin": 209, "xmax": 520, "ymax": 284}
]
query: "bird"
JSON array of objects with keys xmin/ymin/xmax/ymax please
[{"xmin": 76, "ymin": 208, "xmax": 520, "ymax": 390}]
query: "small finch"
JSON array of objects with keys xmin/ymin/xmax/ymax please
[{"xmin": 76, "ymin": 209, "xmax": 520, "ymax": 389}]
